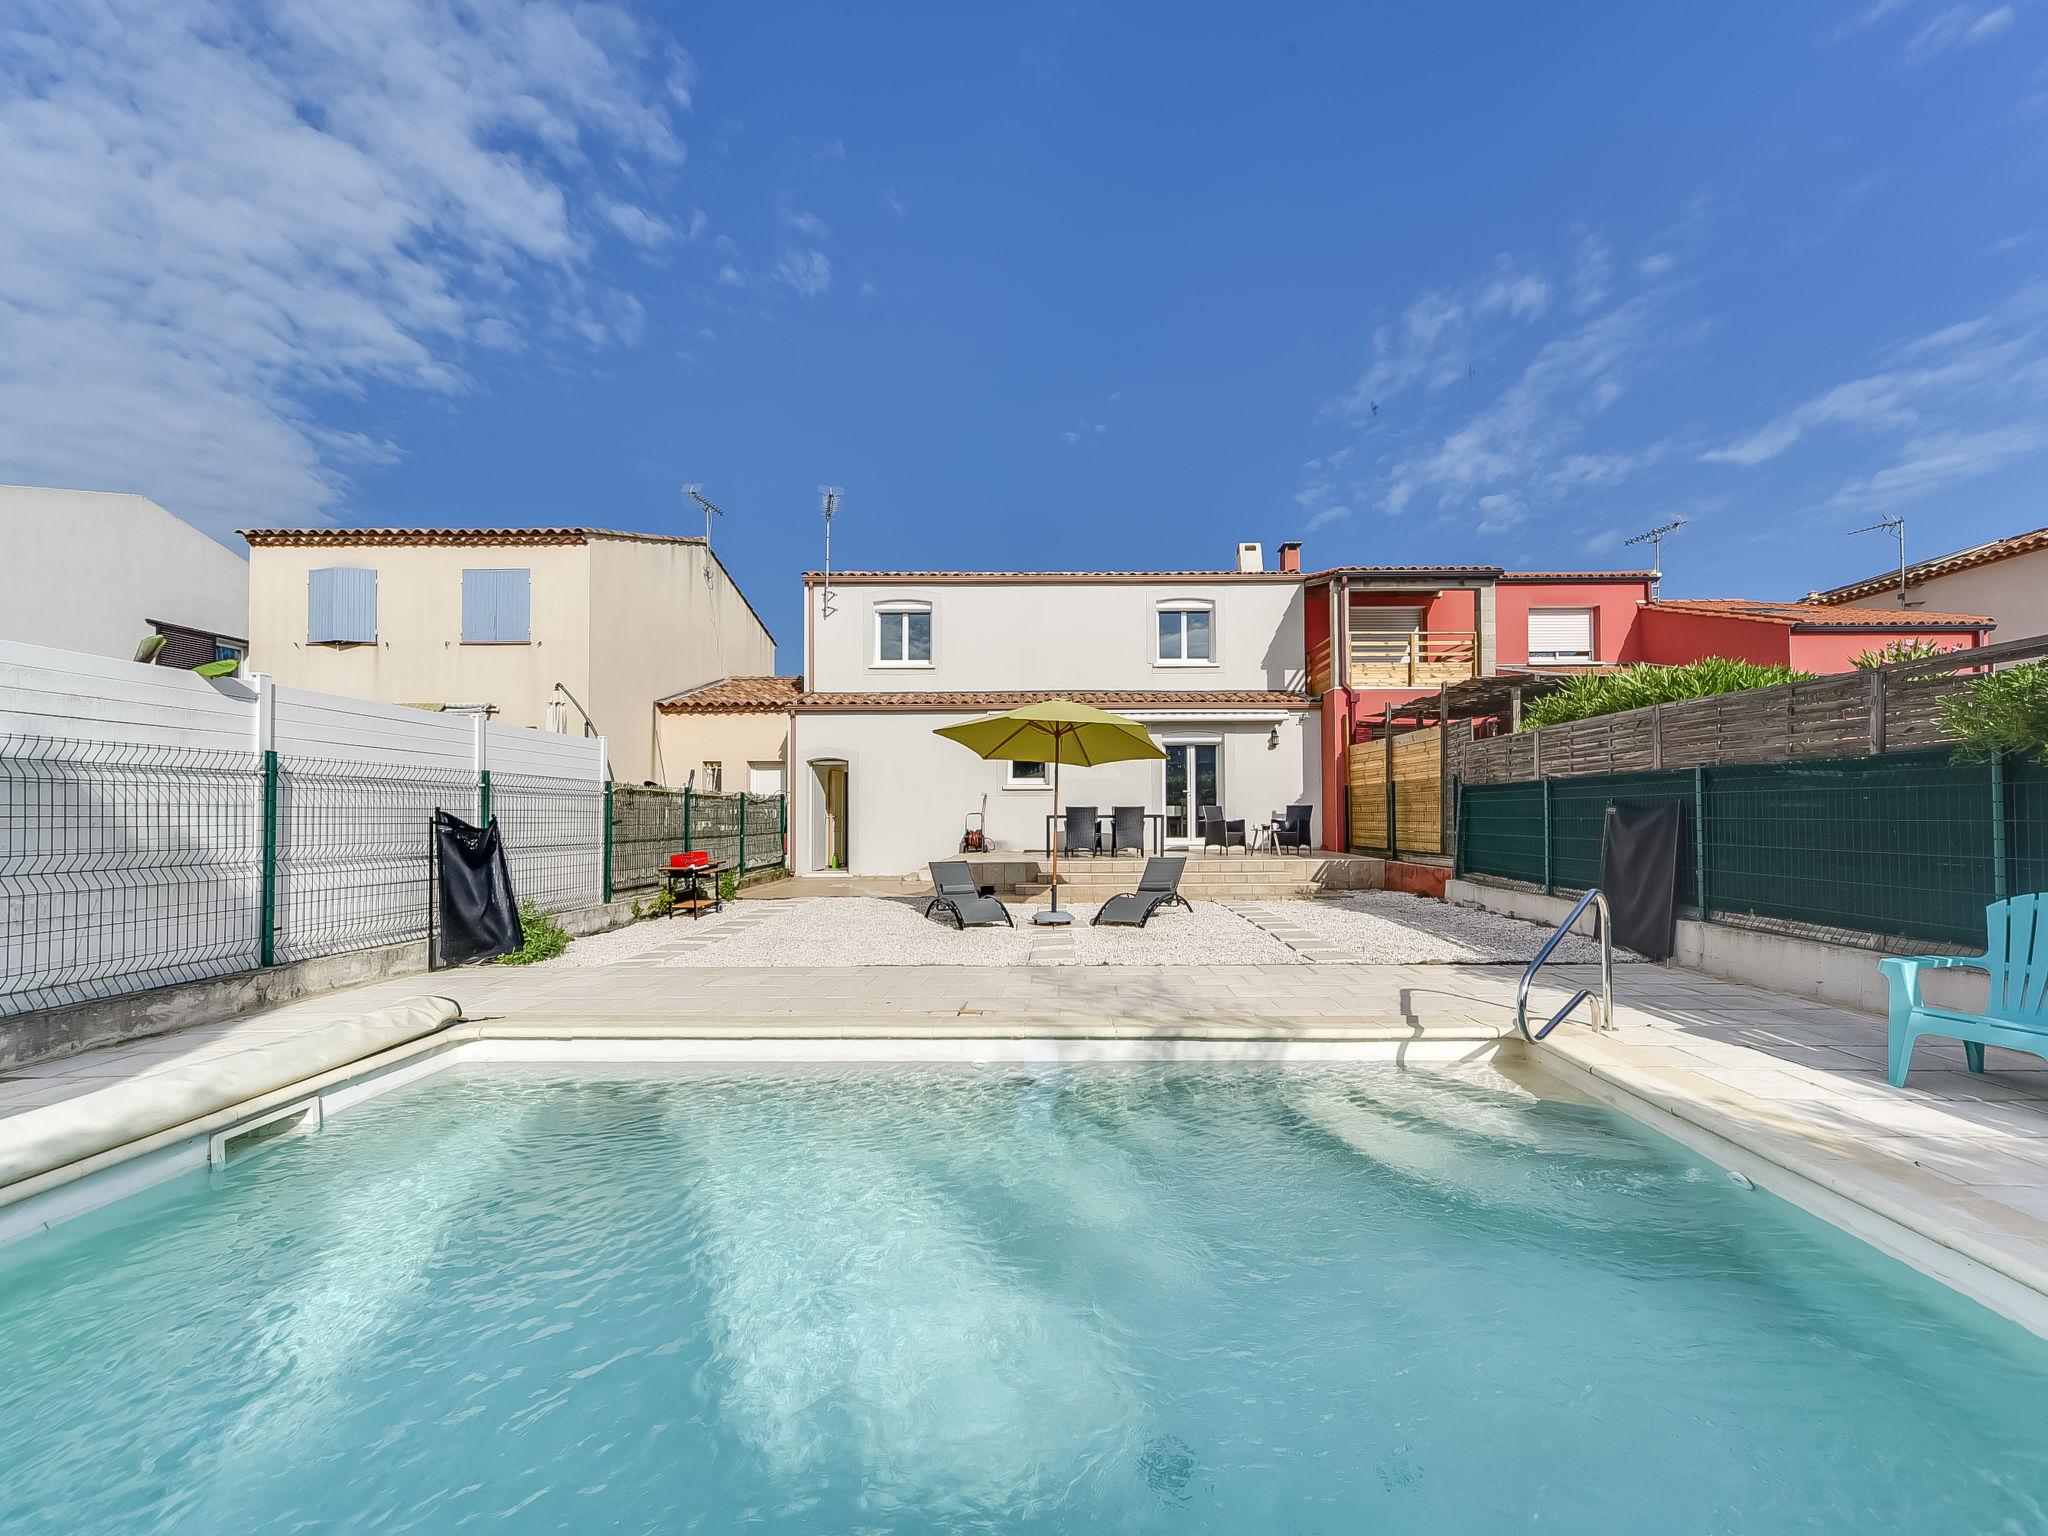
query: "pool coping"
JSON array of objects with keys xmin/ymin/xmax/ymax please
[{"xmin": 4, "ymin": 1015, "xmax": 2047, "ymax": 1341}]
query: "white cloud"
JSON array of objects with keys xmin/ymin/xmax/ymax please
[
  {"xmin": 601, "ymin": 198, "xmax": 677, "ymax": 249},
  {"xmin": 686, "ymin": 208, "xmax": 710, "ymax": 241},
  {"xmin": 1703, "ymin": 284, "xmax": 2048, "ymax": 466},
  {"xmin": 816, "ymin": 138, "xmax": 846, "ymax": 163},
  {"xmin": 1828, "ymin": 424, "xmax": 2048, "ymax": 513},
  {"xmin": 1636, "ymin": 252, "xmax": 1676, "ymax": 279},
  {"xmin": 1905, "ymin": 4, "xmax": 2014, "ymax": 58},
  {"xmin": 1330, "ymin": 255, "xmax": 1551, "ymax": 421},
  {"xmin": 779, "ymin": 206, "xmax": 828, "ymax": 237},
  {"xmin": 0, "ymin": 0, "xmax": 686, "ymax": 539},
  {"xmin": 771, "ymin": 249, "xmax": 832, "ymax": 298},
  {"xmin": 1570, "ymin": 229, "xmax": 1611, "ymax": 313},
  {"xmin": 1380, "ymin": 295, "xmax": 1684, "ymax": 521},
  {"xmin": 1475, "ymin": 492, "xmax": 1524, "ymax": 534},
  {"xmin": 716, "ymin": 262, "xmax": 746, "ymax": 287},
  {"xmin": 1304, "ymin": 504, "xmax": 1351, "ymax": 532}
]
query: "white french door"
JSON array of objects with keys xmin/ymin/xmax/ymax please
[{"xmin": 1162, "ymin": 741, "xmax": 1221, "ymax": 846}]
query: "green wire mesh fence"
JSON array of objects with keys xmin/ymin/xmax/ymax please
[
  {"xmin": 2, "ymin": 736, "xmax": 264, "ymax": 1015},
  {"xmin": 3, "ymin": 733, "xmax": 784, "ymax": 1017},
  {"xmin": 1458, "ymin": 746, "xmax": 2048, "ymax": 949},
  {"xmin": 609, "ymin": 786, "xmax": 789, "ymax": 892}
]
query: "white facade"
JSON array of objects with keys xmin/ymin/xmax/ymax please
[
  {"xmin": 0, "ymin": 486, "xmax": 248, "ymax": 660},
  {"xmin": 791, "ymin": 571, "xmax": 1320, "ymax": 876}
]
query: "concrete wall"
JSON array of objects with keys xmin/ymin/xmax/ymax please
[
  {"xmin": 807, "ymin": 578, "xmax": 1306, "ymax": 694},
  {"xmin": 1445, "ymin": 878, "xmax": 1986, "ymax": 1017},
  {"xmin": 246, "ymin": 541, "xmax": 595, "ymax": 732},
  {"xmin": 654, "ymin": 710, "xmax": 789, "ymax": 792},
  {"xmin": 1785, "ymin": 627, "xmax": 1982, "ymax": 674},
  {"xmin": 587, "ymin": 540, "xmax": 776, "ymax": 785},
  {"xmin": 0, "ymin": 486, "xmax": 248, "ymax": 659},
  {"xmin": 791, "ymin": 707, "xmax": 1321, "ymax": 875},
  {"xmin": 1825, "ymin": 548, "xmax": 2048, "ymax": 641},
  {"xmin": 1634, "ymin": 606, "xmax": 1792, "ymax": 667}
]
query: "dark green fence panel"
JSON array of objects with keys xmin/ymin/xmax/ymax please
[
  {"xmin": 1702, "ymin": 750, "xmax": 1991, "ymax": 946},
  {"xmin": 1457, "ymin": 746, "xmax": 2041, "ymax": 949},
  {"xmin": 610, "ymin": 787, "xmax": 788, "ymax": 891},
  {"xmin": 1459, "ymin": 780, "xmax": 1548, "ymax": 886},
  {"xmin": 1545, "ymin": 769, "xmax": 1698, "ymax": 901}
]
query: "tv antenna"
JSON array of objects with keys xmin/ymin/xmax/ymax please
[
  {"xmin": 684, "ymin": 484, "xmax": 725, "ymax": 592},
  {"xmin": 1849, "ymin": 515, "xmax": 1911, "ymax": 605},
  {"xmin": 819, "ymin": 487, "xmax": 842, "ymax": 619},
  {"xmin": 1624, "ymin": 518, "xmax": 1686, "ymax": 598}
]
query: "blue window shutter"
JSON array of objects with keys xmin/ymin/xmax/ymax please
[
  {"xmin": 309, "ymin": 567, "xmax": 376, "ymax": 643},
  {"xmin": 463, "ymin": 569, "xmax": 530, "ymax": 642}
]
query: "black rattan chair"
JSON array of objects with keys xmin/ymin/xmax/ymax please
[
  {"xmin": 1199, "ymin": 805, "xmax": 1246, "ymax": 853},
  {"xmin": 1062, "ymin": 805, "xmax": 1100, "ymax": 857},
  {"xmin": 1110, "ymin": 805, "xmax": 1146, "ymax": 856}
]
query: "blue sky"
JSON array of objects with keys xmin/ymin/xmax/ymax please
[{"xmin": 2, "ymin": 2, "xmax": 2044, "ymax": 660}]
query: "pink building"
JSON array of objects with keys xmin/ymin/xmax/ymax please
[{"xmin": 1300, "ymin": 565, "xmax": 1992, "ymax": 852}]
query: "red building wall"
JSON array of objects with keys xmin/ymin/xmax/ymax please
[
  {"xmin": 1785, "ymin": 628, "xmax": 1981, "ymax": 673},
  {"xmin": 1494, "ymin": 578, "xmax": 1651, "ymax": 666},
  {"xmin": 1634, "ymin": 607, "xmax": 1793, "ymax": 667}
]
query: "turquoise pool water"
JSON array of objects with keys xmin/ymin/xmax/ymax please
[{"xmin": 3, "ymin": 1063, "xmax": 2047, "ymax": 1533}]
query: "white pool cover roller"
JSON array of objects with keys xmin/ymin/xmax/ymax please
[{"xmin": 0, "ymin": 995, "xmax": 461, "ymax": 1191}]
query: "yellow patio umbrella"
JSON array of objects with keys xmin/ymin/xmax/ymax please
[{"xmin": 934, "ymin": 697, "xmax": 1165, "ymax": 926}]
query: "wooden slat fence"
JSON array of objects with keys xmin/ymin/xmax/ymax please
[{"xmin": 1455, "ymin": 632, "xmax": 2047, "ymax": 785}]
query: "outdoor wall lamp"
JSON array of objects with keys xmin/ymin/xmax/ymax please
[{"xmin": 1268, "ymin": 726, "xmax": 1279, "ymax": 750}]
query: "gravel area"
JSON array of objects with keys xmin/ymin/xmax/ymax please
[
  {"xmin": 1281, "ymin": 891, "xmax": 1638, "ymax": 965},
  {"xmin": 658, "ymin": 898, "xmax": 1034, "ymax": 967},
  {"xmin": 1056, "ymin": 902, "xmax": 1303, "ymax": 966}
]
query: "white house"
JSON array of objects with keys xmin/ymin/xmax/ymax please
[
  {"xmin": 789, "ymin": 542, "xmax": 1321, "ymax": 875},
  {"xmin": 0, "ymin": 486, "xmax": 249, "ymax": 664}
]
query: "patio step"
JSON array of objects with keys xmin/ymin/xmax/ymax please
[{"xmin": 1012, "ymin": 882, "xmax": 1326, "ymax": 903}]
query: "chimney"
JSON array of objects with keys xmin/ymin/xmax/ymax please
[
  {"xmin": 1278, "ymin": 540, "xmax": 1302, "ymax": 574},
  {"xmin": 1236, "ymin": 541, "xmax": 1265, "ymax": 574}
]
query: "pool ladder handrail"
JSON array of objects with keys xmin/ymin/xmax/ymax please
[{"xmin": 1514, "ymin": 887, "xmax": 1615, "ymax": 1042}]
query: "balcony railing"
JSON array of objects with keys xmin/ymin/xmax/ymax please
[{"xmin": 1347, "ymin": 629, "xmax": 1478, "ymax": 686}]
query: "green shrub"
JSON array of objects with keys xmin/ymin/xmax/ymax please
[
  {"xmin": 1519, "ymin": 658, "xmax": 1813, "ymax": 730},
  {"xmin": 719, "ymin": 870, "xmax": 738, "ymax": 903},
  {"xmin": 494, "ymin": 901, "xmax": 571, "ymax": 965},
  {"xmin": 1939, "ymin": 661, "xmax": 2048, "ymax": 762},
  {"xmin": 1851, "ymin": 638, "xmax": 1955, "ymax": 669}
]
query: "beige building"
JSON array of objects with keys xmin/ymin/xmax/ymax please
[
  {"xmin": 243, "ymin": 527, "xmax": 774, "ymax": 785},
  {"xmin": 653, "ymin": 675, "xmax": 801, "ymax": 793},
  {"xmin": 1810, "ymin": 525, "xmax": 2048, "ymax": 643}
]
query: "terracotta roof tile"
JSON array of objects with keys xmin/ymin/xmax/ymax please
[
  {"xmin": 243, "ymin": 527, "xmax": 706, "ymax": 548},
  {"xmin": 1645, "ymin": 598, "xmax": 1994, "ymax": 630},
  {"xmin": 656, "ymin": 675, "xmax": 804, "ymax": 713},
  {"xmin": 1499, "ymin": 570, "xmax": 1657, "ymax": 582},
  {"xmin": 1810, "ymin": 525, "xmax": 2048, "ymax": 604},
  {"xmin": 794, "ymin": 689, "xmax": 1317, "ymax": 712}
]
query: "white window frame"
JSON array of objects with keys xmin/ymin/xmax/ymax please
[
  {"xmin": 1154, "ymin": 599, "xmax": 1217, "ymax": 667},
  {"xmin": 1527, "ymin": 607, "xmax": 1596, "ymax": 665},
  {"xmin": 1005, "ymin": 759, "xmax": 1051, "ymax": 790},
  {"xmin": 701, "ymin": 762, "xmax": 723, "ymax": 793},
  {"xmin": 872, "ymin": 601, "xmax": 935, "ymax": 668}
]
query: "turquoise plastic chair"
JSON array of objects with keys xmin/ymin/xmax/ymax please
[{"xmin": 1880, "ymin": 894, "xmax": 2048, "ymax": 1087}]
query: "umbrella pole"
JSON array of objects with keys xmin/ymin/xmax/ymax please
[{"xmin": 1049, "ymin": 750, "xmax": 1061, "ymax": 914}]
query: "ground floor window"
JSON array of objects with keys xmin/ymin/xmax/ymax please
[
  {"xmin": 1006, "ymin": 759, "xmax": 1050, "ymax": 788},
  {"xmin": 701, "ymin": 762, "xmax": 723, "ymax": 792}
]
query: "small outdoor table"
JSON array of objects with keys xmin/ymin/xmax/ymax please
[{"xmin": 662, "ymin": 860, "xmax": 729, "ymax": 919}]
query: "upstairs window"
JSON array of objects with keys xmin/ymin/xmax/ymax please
[
  {"xmin": 462, "ymin": 568, "xmax": 532, "ymax": 643},
  {"xmin": 1156, "ymin": 601, "xmax": 1215, "ymax": 664},
  {"xmin": 1528, "ymin": 608, "xmax": 1595, "ymax": 664},
  {"xmin": 308, "ymin": 567, "xmax": 377, "ymax": 645},
  {"xmin": 874, "ymin": 602, "xmax": 933, "ymax": 666}
]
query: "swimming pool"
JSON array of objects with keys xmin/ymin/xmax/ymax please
[{"xmin": 3, "ymin": 1061, "xmax": 2046, "ymax": 1532}]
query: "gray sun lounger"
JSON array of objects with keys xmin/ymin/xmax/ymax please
[
  {"xmin": 1091, "ymin": 857, "xmax": 1190, "ymax": 927},
  {"xmin": 925, "ymin": 860, "xmax": 1015, "ymax": 929}
]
